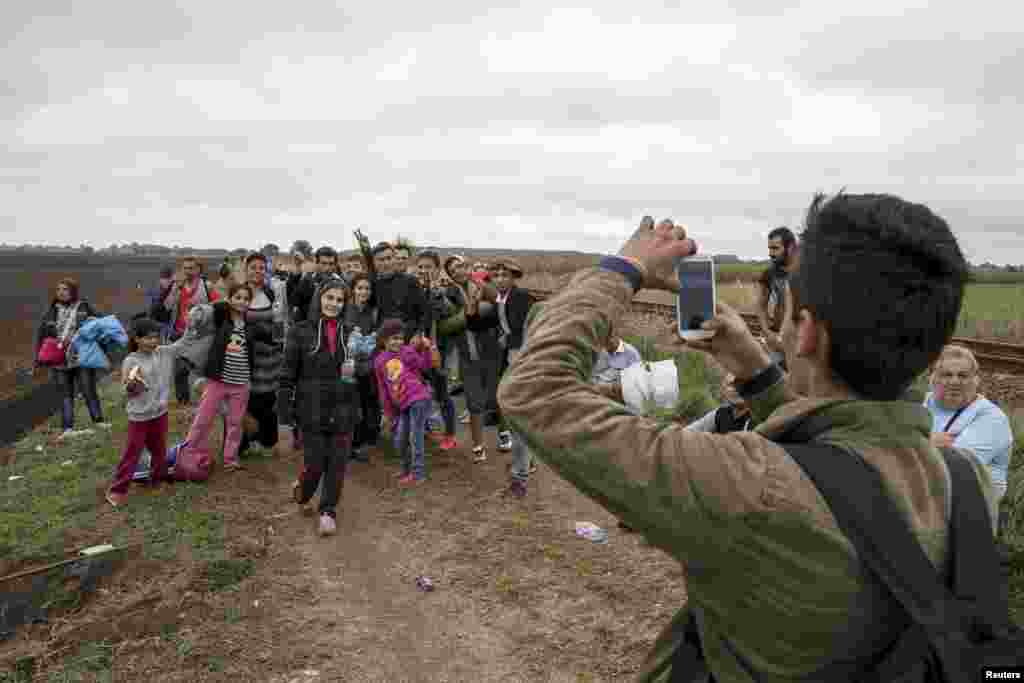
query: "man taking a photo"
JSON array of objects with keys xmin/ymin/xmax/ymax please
[{"xmin": 498, "ymin": 194, "xmax": 1000, "ymax": 681}]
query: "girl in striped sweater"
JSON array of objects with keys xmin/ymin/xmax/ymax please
[{"xmin": 180, "ymin": 283, "xmax": 272, "ymax": 471}]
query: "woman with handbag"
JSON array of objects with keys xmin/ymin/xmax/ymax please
[{"xmin": 33, "ymin": 277, "xmax": 110, "ymax": 440}]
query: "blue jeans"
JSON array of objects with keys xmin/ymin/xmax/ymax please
[
  {"xmin": 429, "ymin": 368, "xmax": 456, "ymax": 436},
  {"xmin": 509, "ymin": 431, "xmax": 533, "ymax": 484},
  {"xmin": 52, "ymin": 367, "xmax": 103, "ymax": 430},
  {"xmin": 393, "ymin": 399, "xmax": 431, "ymax": 479}
]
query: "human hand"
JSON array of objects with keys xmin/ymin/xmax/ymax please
[
  {"xmin": 679, "ymin": 302, "xmax": 775, "ymax": 382},
  {"xmin": 765, "ymin": 332, "xmax": 785, "ymax": 353},
  {"xmin": 617, "ymin": 216, "xmax": 698, "ymax": 292},
  {"xmin": 278, "ymin": 425, "xmax": 297, "ymax": 448},
  {"xmin": 930, "ymin": 432, "xmax": 955, "ymax": 449}
]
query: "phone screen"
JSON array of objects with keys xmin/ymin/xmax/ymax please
[{"xmin": 676, "ymin": 258, "xmax": 715, "ymax": 336}]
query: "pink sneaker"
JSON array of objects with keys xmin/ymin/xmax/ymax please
[
  {"xmin": 397, "ymin": 474, "xmax": 416, "ymax": 488},
  {"xmin": 439, "ymin": 436, "xmax": 457, "ymax": 451},
  {"xmin": 319, "ymin": 514, "xmax": 337, "ymax": 536}
]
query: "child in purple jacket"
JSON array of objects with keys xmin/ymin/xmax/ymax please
[{"xmin": 374, "ymin": 318, "xmax": 435, "ymax": 486}]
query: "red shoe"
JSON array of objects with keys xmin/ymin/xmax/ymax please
[
  {"xmin": 439, "ymin": 436, "xmax": 457, "ymax": 451},
  {"xmin": 398, "ymin": 474, "xmax": 416, "ymax": 488},
  {"xmin": 427, "ymin": 431, "xmax": 444, "ymax": 442}
]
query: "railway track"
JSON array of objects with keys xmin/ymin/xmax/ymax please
[{"xmin": 524, "ymin": 288, "xmax": 1024, "ymax": 375}]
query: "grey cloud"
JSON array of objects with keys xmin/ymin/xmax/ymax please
[{"xmin": 787, "ymin": 15, "xmax": 1023, "ymax": 103}]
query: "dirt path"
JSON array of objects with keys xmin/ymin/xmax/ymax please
[{"xmin": 2, "ymin": 395, "xmax": 688, "ymax": 682}]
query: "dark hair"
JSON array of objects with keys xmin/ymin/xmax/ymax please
[
  {"xmin": 790, "ymin": 192, "xmax": 968, "ymax": 400},
  {"xmin": 159, "ymin": 265, "xmax": 174, "ymax": 278},
  {"xmin": 218, "ymin": 262, "xmax": 232, "ymax": 280},
  {"xmin": 128, "ymin": 317, "xmax": 162, "ymax": 352},
  {"xmin": 416, "ymin": 250, "xmax": 441, "ymax": 268},
  {"xmin": 227, "ymin": 282, "xmax": 253, "ymax": 301},
  {"xmin": 371, "ymin": 242, "xmax": 394, "ymax": 257},
  {"xmin": 314, "ymin": 246, "xmax": 338, "ymax": 261},
  {"xmin": 244, "ymin": 252, "xmax": 268, "ymax": 268},
  {"xmin": 768, "ymin": 226, "xmax": 796, "ymax": 248},
  {"xmin": 349, "ymin": 273, "xmax": 372, "ymax": 292},
  {"xmin": 54, "ymin": 277, "xmax": 80, "ymax": 303}
]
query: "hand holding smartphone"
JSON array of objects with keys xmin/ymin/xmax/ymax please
[{"xmin": 675, "ymin": 256, "xmax": 716, "ymax": 341}]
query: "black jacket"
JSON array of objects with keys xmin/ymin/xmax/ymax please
[
  {"xmin": 445, "ymin": 285, "xmax": 500, "ymax": 361},
  {"xmin": 203, "ymin": 302, "xmax": 272, "ymax": 381},
  {"xmin": 34, "ymin": 299, "xmax": 101, "ymax": 360},
  {"xmin": 342, "ymin": 302, "xmax": 379, "ymax": 336},
  {"xmin": 497, "ymin": 286, "xmax": 534, "ymax": 351},
  {"xmin": 372, "ymin": 272, "xmax": 428, "ymax": 341},
  {"xmin": 277, "ymin": 317, "xmax": 361, "ymax": 434}
]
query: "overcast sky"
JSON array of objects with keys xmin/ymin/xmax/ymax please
[{"xmin": 3, "ymin": 1, "xmax": 1022, "ymax": 263}]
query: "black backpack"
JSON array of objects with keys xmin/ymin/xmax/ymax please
[
  {"xmin": 670, "ymin": 426, "xmax": 1022, "ymax": 682},
  {"xmin": 778, "ymin": 439, "xmax": 1023, "ymax": 681}
]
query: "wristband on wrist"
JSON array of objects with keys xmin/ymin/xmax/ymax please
[
  {"xmin": 736, "ymin": 362, "xmax": 784, "ymax": 399},
  {"xmin": 599, "ymin": 256, "xmax": 644, "ymax": 293}
]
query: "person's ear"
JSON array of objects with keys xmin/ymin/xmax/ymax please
[{"xmin": 794, "ymin": 309, "xmax": 819, "ymax": 358}]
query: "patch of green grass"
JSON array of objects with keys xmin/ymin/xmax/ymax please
[
  {"xmin": 956, "ymin": 283, "xmax": 1024, "ymax": 341},
  {"xmin": 968, "ymin": 271, "xmax": 1024, "ymax": 285},
  {"xmin": 0, "ymin": 382, "xmax": 225, "ymax": 568},
  {"xmin": 41, "ymin": 641, "xmax": 114, "ymax": 682},
  {"xmin": 201, "ymin": 558, "xmax": 254, "ymax": 592}
]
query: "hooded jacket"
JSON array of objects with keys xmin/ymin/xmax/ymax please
[
  {"xmin": 497, "ymin": 267, "xmax": 998, "ymax": 683},
  {"xmin": 372, "ymin": 271, "xmax": 429, "ymax": 341},
  {"xmin": 277, "ymin": 281, "xmax": 360, "ymax": 433}
]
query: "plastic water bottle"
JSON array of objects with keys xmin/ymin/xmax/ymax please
[
  {"xmin": 341, "ymin": 358, "xmax": 356, "ymax": 384},
  {"xmin": 348, "ymin": 327, "xmax": 363, "ymax": 358}
]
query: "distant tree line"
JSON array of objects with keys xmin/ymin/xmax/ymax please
[{"xmin": 0, "ymin": 242, "xmax": 1019, "ymax": 272}]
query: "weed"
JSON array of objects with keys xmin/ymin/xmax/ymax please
[
  {"xmin": 202, "ymin": 558, "xmax": 255, "ymax": 592},
  {"xmin": 224, "ymin": 604, "xmax": 242, "ymax": 623},
  {"xmin": 509, "ymin": 512, "xmax": 530, "ymax": 532},
  {"xmin": 541, "ymin": 544, "xmax": 565, "ymax": 562},
  {"xmin": 494, "ymin": 575, "xmax": 516, "ymax": 597},
  {"xmin": 575, "ymin": 558, "xmax": 594, "ymax": 578},
  {"xmin": 43, "ymin": 641, "xmax": 114, "ymax": 682},
  {"xmin": 206, "ymin": 656, "xmax": 227, "ymax": 673}
]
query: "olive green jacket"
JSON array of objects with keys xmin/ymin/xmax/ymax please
[{"xmin": 497, "ymin": 267, "xmax": 996, "ymax": 682}]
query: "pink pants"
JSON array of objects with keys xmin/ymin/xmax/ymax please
[
  {"xmin": 110, "ymin": 413, "xmax": 169, "ymax": 495},
  {"xmin": 184, "ymin": 379, "xmax": 250, "ymax": 467}
]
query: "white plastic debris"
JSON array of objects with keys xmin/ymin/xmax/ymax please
[
  {"xmin": 574, "ymin": 521, "xmax": 609, "ymax": 543},
  {"xmin": 621, "ymin": 360, "xmax": 679, "ymax": 413},
  {"xmin": 80, "ymin": 544, "xmax": 116, "ymax": 556},
  {"xmin": 8, "ymin": 475, "xmax": 25, "ymax": 482}
]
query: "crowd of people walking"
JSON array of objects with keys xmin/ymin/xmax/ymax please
[{"xmin": 34, "ymin": 238, "xmax": 549, "ymax": 536}]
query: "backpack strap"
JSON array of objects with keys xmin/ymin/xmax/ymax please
[{"xmin": 778, "ymin": 440, "xmax": 1007, "ymax": 680}]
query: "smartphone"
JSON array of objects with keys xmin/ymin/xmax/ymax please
[{"xmin": 676, "ymin": 256, "xmax": 716, "ymax": 341}]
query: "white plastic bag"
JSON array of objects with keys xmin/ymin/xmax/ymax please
[{"xmin": 621, "ymin": 360, "xmax": 679, "ymax": 414}]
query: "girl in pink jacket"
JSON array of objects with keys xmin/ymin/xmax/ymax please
[{"xmin": 374, "ymin": 318, "xmax": 435, "ymax": 486}]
